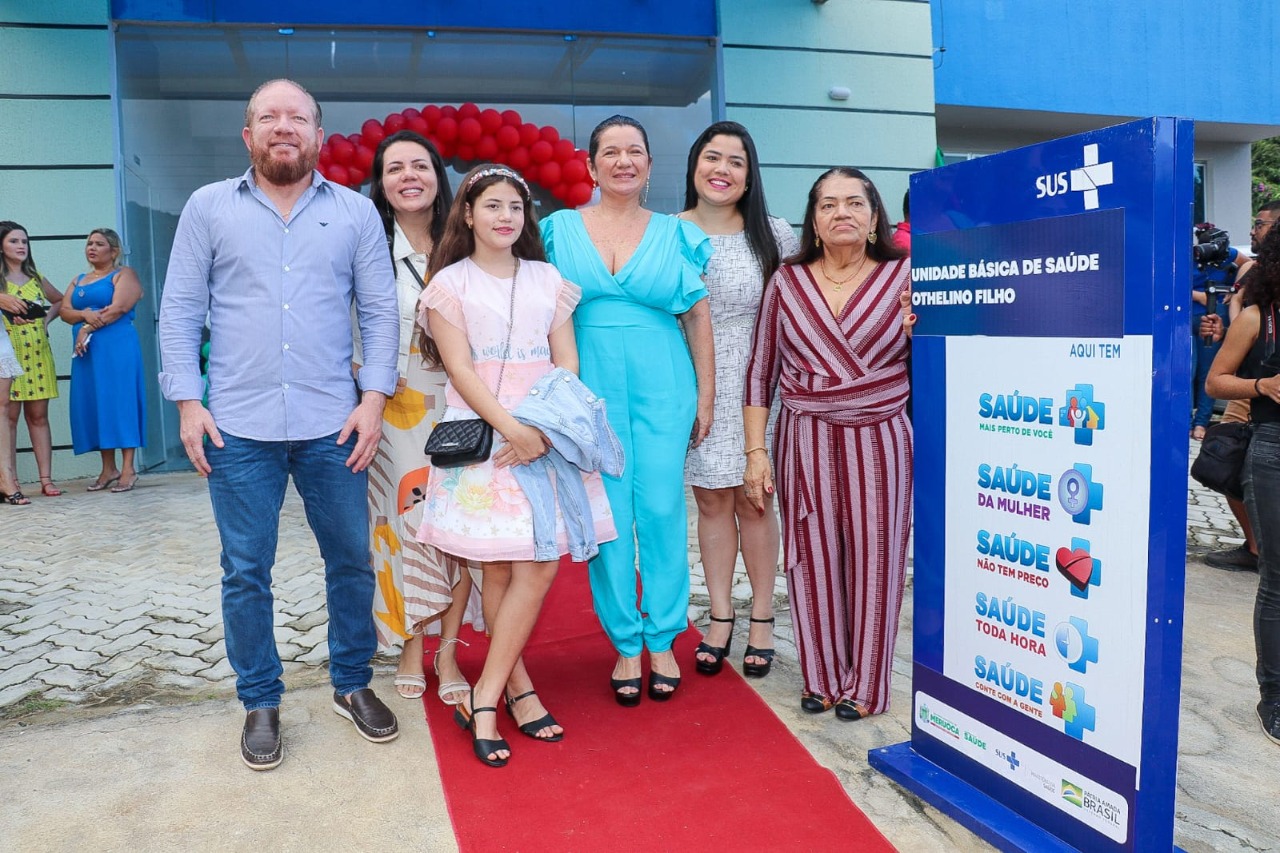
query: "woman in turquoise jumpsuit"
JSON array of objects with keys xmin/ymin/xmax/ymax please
[{"xmin": 543, "ymin": 115, "xmax": 715, "ymax": 705}]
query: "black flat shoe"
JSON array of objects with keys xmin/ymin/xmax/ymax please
[
  {"xmin": 694, "ymin": 613, "xmax": 735, "ymax": 676},
  {"xmin": 742, "ymin": 616, "xmax": 775, "ymax": 678},
  {"xmin": 504, "ymin": 689, "xmax": 563, "ymax": 742},
  {"xmin": 800, "ymin": 692, "xmax": 834, "ymax": 714},
  {"xmin": 611, "ymin": 676, "xmax": 642, "ymax": 707},
  {"xmin": 648, "ymin": 671, "xmax": 681, "ymax": 702},
  {"xmin": 835, "ymin": 699, "xmax": 867, "ymax": 721},
  {"xmin": 455, "ymin": 701, "xmax": 509, "ymax": 767}
]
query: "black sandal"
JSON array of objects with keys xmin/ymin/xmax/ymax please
[
  {"xmin": 835, "ymin": 699, "xmax": 867, "ymax": 721},
  {"xmin": 694, "ymin": 613, "xmax": 735, "ymax": 676},
  {"xmin": 801, "ymin": 692, "xmax": 834, "ymax": 714},
  {"xmin": 454, "ymin": 700, "xmax": 509, "ymax": 768},
  {"xmin": 742, "ymin": 616, "xmax": 775, "ymax": 678},
  {"xmin": 611, "ymin": 675, "xmax": 642, "ymax": 707},
  {"xmin": 1, "ymin": 490, "xmax": 31, "ymax": 506},
  {"xmin": 504, "ymin": 690, "xmax": 563, "ymax": 742}
]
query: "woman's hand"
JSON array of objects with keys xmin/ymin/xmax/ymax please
[
  {"xmin": 900, "ymin": 288, "xmax": 916, "ymax": 338},
  {"xmin": 1260, "ymin": 375, "xmax": 1280, "ymax": 405},
  {"xmin": 690, "ymin": 395, "xmax": 714, "ymax": 448},
  {"xmin": 73, "ymin": 326, "xmax": 92, "ymax": 357},
  {"xmin": 82, "ymin": 309, "xmax": 104, "ymax": 329},
  {"xmin": 493, "ymin": 423, "xmax": 550, "ymax": 468},
  {"xmin": 743, "ymin": 449, "xmax": 775, "ymax": 513},
  {"xmin": 0, "ymin": 293, "xmax": 25, "ymax": 316}
]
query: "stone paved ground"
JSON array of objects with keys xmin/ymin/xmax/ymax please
[{"xmin": 1, "ymin": 441, "xmax": 1276, "ymax": 851}]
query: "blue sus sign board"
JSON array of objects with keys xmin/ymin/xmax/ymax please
[{"xmin": 870, "ymin": 118, "xmax": 1192, "ymax": 853}]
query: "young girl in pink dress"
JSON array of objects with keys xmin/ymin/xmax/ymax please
[{"xmin": 417, "ymin": 165, "xmax": 616, "ymax": 767}]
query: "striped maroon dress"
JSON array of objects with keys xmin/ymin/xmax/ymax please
[{"xmin": 744, "ymin": 259, "xmax": 913, "ymax": 714}]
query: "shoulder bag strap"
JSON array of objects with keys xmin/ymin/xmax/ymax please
[{"xmin": 401, "ymin": 256, "xmax": 427, "ymax": 290}]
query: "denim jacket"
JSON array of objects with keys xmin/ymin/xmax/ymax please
[{"xmin": 510, "ymin": 368, "xmax": 624, "ymax": 561}]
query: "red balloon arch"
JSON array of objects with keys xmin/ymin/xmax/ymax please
[{"xmin": 318, "ymin": 102, "xmax": 595, "ymax": 209}]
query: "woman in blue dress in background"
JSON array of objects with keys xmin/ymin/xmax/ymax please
[
  {"xmin": 61, "ymin": 229, "xmax": 146, "ymax": 492},
  {"xmin": 543, "ymin": 115, "xmax": 715, "ymax": 705}
]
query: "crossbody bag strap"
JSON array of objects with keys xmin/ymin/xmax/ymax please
[
  {"xmin": 401, "ymin": 256, "xmax": 427, "ymax": 290},
  {"xmin": 492, "ymin": 258, "xmax": 519, "ymax": 400}
]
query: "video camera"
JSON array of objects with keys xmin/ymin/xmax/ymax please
[{"xmin": 1193, "ymin": 226, "xmax": 1233, "ymax": 270}]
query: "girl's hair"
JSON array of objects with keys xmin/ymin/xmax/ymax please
[
  {"xmin": 588, "ymin": 114, "xmax": 650, "ymax": 162},
  {"xmin": 416, "ymin": 164, "xmax": 547, "ymax": 367},
  {"xmin": 682, "ymin": 121, "xmax": 781, "ymax": 284},
  {"xmin": 89, "ymin": 228, "xmax": 124, "ymax": 268},
  {"xmin": 786, "ymin": 167, "xmax": 906, "ymax": 266},
  {"xmin": 369, "ymin": 130, "xmax": 452, "ymax": 258},
  {"xmin": 0, "ymin": 220, "xmax": 38, "ymax": 282},
  {"xmin": 1247, "ymin": 222, "xmax": 1280, "ymax": 311}
]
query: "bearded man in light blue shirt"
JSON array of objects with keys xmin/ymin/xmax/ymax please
[{"xmin": 158, "ymin": 79, "xmax": 401, "ymax": 771}]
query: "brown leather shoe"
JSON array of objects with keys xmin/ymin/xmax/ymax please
[
  {"xmin": 332, "ymin": 688, "xmax": 399, "ymax": 743},
  {"xmin": 241, "ymin": 707, "xmax": 282, "ymax": 771}
]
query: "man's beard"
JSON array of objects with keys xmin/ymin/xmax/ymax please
[{"xmin": 253, "ymin": 142, "xmax": 317, "ymax": 186}]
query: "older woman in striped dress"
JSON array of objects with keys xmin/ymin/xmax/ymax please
[{"xmin": 743, "ymin": 167, "xmax": 914, "ymax": 720}]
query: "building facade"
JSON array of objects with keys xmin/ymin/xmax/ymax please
[{"xmin": 8, "ymin": 0, "xmax": 1274, "ymax": 481}]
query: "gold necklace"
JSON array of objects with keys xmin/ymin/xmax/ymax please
[{"xmin": 819, "ymin": 254, "xmax": 869, "ymax": 291}]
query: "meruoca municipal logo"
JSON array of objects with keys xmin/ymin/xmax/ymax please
[{"xmin": 1035, "ymin": 143, "xmax": 1115, "ymax": 210}]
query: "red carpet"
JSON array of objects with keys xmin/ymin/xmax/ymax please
[{"xmin": 420, "ymin": 559, "xmax": 894, "ymax": 852}]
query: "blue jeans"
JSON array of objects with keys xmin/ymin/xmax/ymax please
[
  {"xmin": 1245, "ymin": 423, "xmax": 1280, "ymax": 706},
  {"xmin": 207, "ymin": 432, "xmax": 375, "ymax": 710},
  {"xmin": 1191, "ymin": 309, "xmax": 1227, "ymax": 428}
]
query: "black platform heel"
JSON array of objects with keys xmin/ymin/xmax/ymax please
[
  {"xmin": 454, "ymin": 700, "xmax": 509, "ymax": 767},
  {"xmin": 742, "ymin": 616, "xmax": 776, "ymax": 678},
  {"xmin": 648, "ymin": 671, "xmax": 681, "ymax": 702},
  {"xmin": 694, "ymin": 613, "xmax": 735, "ymax": 676},
  {"xmin": 611, "ymin": 676, "xmax": 642, "ymax": 707}
]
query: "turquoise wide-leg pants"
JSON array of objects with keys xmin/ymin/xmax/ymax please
[{"xmin": 578, "ymin": 308, "xmax": 695, "ymax": 657}]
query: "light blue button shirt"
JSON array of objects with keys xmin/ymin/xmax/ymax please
[{"xmin": 158, "ymin": 168, "xmax": 399, "ymax": 441}]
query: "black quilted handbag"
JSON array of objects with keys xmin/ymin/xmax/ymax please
[
  {"xmin": 1191, "ymin": 421, "xmax": 1252, "ymax": 502},
  {"xmin": 424, "ymin": 418, "xmax": 493, "ymax": 468},
  {"xmin": 422, "ymin": 258, "xmax": 519, "ymax": 469}
]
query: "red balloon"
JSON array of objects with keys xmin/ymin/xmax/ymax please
[
  {"xmin": 354, "ymin": 145, "xmax": 375, "ymax": 173},
  {"xmin": 475, "ymin": 136, "xmax": 499, "ymax": 161},
  {"xmin": 495, "ymin": 125, "xmax": 521, "ymax": 150},
  {"xmin": 346, "ymin": 166, "xmax": 366, "ymax": 186},
  {"xmin": 407, "ymin": 116, "xmax": 429, "ymax": 135},
  {"xmin": 440, "ymin": 105, "xmax": 458, "ymax": 119},
  {"xmin": 523, "ymin": 163, "xmax": 541, "ymax": 185},
  {"xmin": 506, "ymin": 146, "xmax": 531, "ymax": 171},
  {"xmin": 501, "ymin": 109, "xmax": 523, "ymax": 127},
  {"xmin": 422, "ymin": 105, "xmax": 442, "ymax": 127},
  {"xmin": 539, "ymin": 160, "xmax": 562, "ymax": 187},
  {"xmin": 458, "ymin": 117, "xmax": 483, "ymax": 145},
  {"xmin": 437, "ymin": 140, "xmax": 455, "ymax": 160},
  {"xmin": 562, "ymin": 159, "xmax": 587, "ymax": 184},
  {"xmin": 347, "ymin": 133, "xmax": 363, "ymax": 147},
  {"xmin": 552, "ymin": 139, "xmax": 576, "ymax": 163},
  {"xmin": 324, "ymin": 164, "xmax": 350, "ymax": 185},
  {"xmin": 318, "ymin": 145, "xmax": 332, "ymax": 166},
  {"xmin": 456, "ymin": 144, "xmax": 476, "ymax": 162},
  {"xmin": 530, "ymin": 140, "xmax": 553, "ymax": 164},
  {"xmin": 575, "ymin": 148, "xmax": 589, "ymax": 162},
  {"xmin": 568, "ymin": 181, "xmax": 594, "ymax": 207},
  {"xmin": 479, "ymin": 109, "xmax": 503, "ymax": 134},
  {"xmin": 435, "ymin": 116, "xmax": 459, "ymax": 143},
  {"xmin": 519, "ymin": 123, "xmax": 541, "ymax": 147},
  {"xmin": 402, "ymin": 108, "xmax": 422, "ymax": 122},
  {"xmin": 330, "ymin": 137, "xmax": 355, "ymax": 165},
  {"xmin": 383, "ymin": 113, "xmax": 406, "ymax": 134},
  {"xmin": 539, "ymin": 126, "xmax": 560, "ymax": 144},
  {"xmin": 458, "ymin": 102, "xmax": 480, "ymax": 119},
  {"xmin": 552, "ymin": 182, "xmax": 569, "ymax": 201},
  {"xmin": 361, "ymin": 119, "xmax": 386, "ymax": 148}
]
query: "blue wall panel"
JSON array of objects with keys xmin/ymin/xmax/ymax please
[
  {"xmin": 111, "ymin": 0, "xmax": 716, "ymax": 37},
  {"xmin": 932, "ymin": 0, "xmax": 1280, "ymax": 125}
]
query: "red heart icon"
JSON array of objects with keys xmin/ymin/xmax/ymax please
[{"xmin": 1055, "ymin": 546, "xmax": 1093, "ymax": 591}]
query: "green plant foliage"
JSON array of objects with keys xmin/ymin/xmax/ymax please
[{"xmin": 1254, "ymin": 137, "xmax": 1280, "ymax": 212}]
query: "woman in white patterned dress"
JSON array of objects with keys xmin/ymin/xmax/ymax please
[
  {"xmin": 679, "ymin": 122, "xmax": 799, "ymax": 679},
  {"xmin": 359, "ymin": 131, "xmax": 483, "ymax": 705}
]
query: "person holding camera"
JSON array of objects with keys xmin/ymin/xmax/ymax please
[
  {"xmin": 1191, "ymin": 223, "xmax": 1241, "ymax": 440},
  {"xmin": 1205, "ymin": 221, "xmax": 1280, "ymax": 746}
]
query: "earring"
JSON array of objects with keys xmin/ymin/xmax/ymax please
[
  {"xmin": 815, "ymin": 236, "xmax": 822, "ymax": 248},
  {"xmin": 868, "ymin": 231, "xmax": 878, "ymax": 244},
  {"xmin": 642, "ymin": 175, "xmax": 651, "ymax": 207}
]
